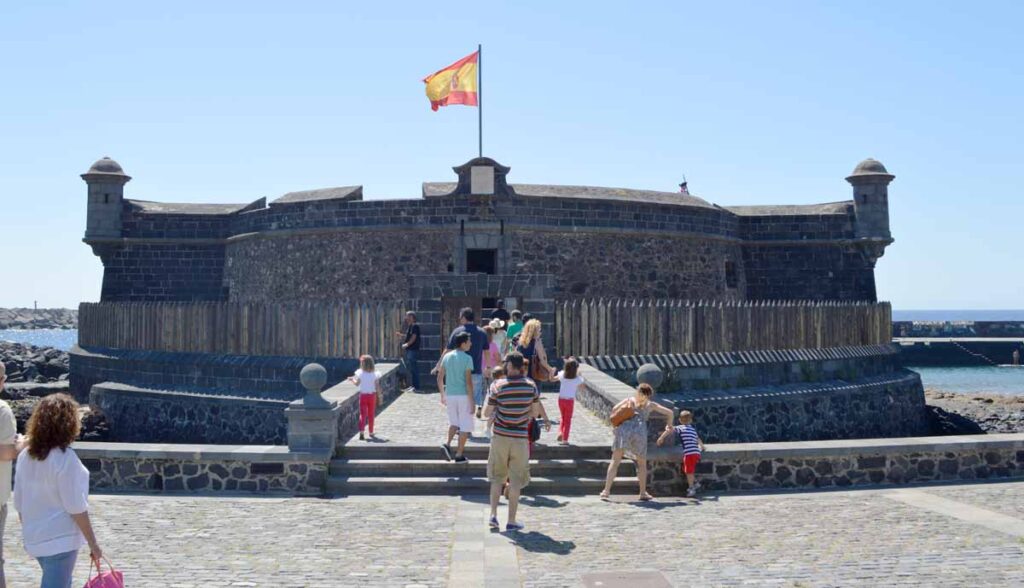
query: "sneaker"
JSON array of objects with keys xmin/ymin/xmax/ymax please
[
  {"xmin": 505, "ymin": 521, "xmax": 525, "ymax": 532},
  {"xmin": 454, "ymin": 455, "xmax": 469, "ymax": 463},
  {"xmin": 686, "ymin": 487, "xmax": 697, "ymax": 498},
  {"xmin": 359, "ymin": 432, "xmax": 365, "ymax": 441},
  {"xmin": 441, "ymin": 443, "xmax": 453, "ymax": 461},
  {"xmin": 488, "ymin": 516, "xmax": 500, "ymax": 530}
]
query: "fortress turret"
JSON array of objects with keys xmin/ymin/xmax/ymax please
[
  {"xmin": 845, "ymin": 158, "xmax": 894, "ymax": 268},
  {"xmin": 846, "ymin": 158, "xmax": 893, "ymax": 241},
  {"xmin": 82, "ymin": 156, "xmax": 130, "ymax": 240}
]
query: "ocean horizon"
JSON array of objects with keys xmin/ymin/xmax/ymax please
[{"xmin": 892, "ymin": 309, "xmax": 1024, "ymax": 321}]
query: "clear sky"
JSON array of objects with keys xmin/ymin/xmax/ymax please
[{"xmin": 1, "ymin": 1, "xmax": 1021, "ymax": 310}]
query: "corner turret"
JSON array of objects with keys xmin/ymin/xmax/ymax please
[
  {"xmin": 846, "ymin": 158, "xmax": 893, "ymax": 241},
  {"xmin": 82, "ymin": 156, "xmax": 131, "ymax": 241},
  {"xmin": 845, "ymin": 158, "xmax": 894, "ymax": 268}
]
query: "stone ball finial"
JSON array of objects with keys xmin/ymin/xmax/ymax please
[
  {"xmin": 298, "ymin": 363, "xmax": 330, "ymax": 407},
  {"xmin": 636, "ymin": 363, "xmax": 664, "ymax": 390}
]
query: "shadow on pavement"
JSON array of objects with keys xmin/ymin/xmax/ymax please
[
  {"xmin": 506, "ymin": 530, "xmax": 577, "ymax": 555},
  {"xmin": 520, "ymin": 495, "xmax": 570, "ymax": 508}
]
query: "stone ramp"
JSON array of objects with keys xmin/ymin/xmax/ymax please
[{"xmin": 330, "ymin": 389, "xmax": 640, "ymax": 495}]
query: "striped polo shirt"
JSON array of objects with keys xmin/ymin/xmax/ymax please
[
  {"xmin": 488, "ymin": 375, "xmax": 540, "ymax": 439},
  {"xmin": 674, "ymin": 425, "xmax": 701, "ymax": 456}
]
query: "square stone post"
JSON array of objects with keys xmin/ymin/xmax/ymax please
[{"xmin": 286, "ymin": 363, "xmax": 341, "ymax": 452}]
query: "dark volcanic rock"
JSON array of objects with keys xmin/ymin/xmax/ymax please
[
  {"xmin": 926, "ymin": 389, "xmax": 1024, "ymax": 435},
  {"xmin": 1, "ymin": 342, "xmax": 69, "ymax": 384}
]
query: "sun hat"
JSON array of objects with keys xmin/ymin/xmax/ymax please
[{"xmin": 488, "ymin": 318, "xmax": 506, "ymax": 329}]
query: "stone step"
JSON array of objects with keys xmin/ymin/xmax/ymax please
[
  {"xmin": 329, "ymin": 458, "xmax": 635, "ymax": 478},
  {"xmin": 325, "ymin": 475, "xmax": 639, "ymax": 496},
  {"xmin": 337, "ymin": 443, "xmax": 611, "ymax": 461}
]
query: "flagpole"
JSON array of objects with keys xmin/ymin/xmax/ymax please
[{"xmin": 478, "ymin": 43, "xmax": 482, "ymax": 158}]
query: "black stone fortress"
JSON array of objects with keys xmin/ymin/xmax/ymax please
[
  {"xmin": 74, "ymin": 155, "xmax": 928, "ymax": 447},
  {"xmin": 82, "ymin": 156, "xmax": 894, "ymax": 304}
]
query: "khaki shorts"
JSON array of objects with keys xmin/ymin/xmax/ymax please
[{"xmin": 487, "ymin": 434, "xmax": 530, "ymax": 490}]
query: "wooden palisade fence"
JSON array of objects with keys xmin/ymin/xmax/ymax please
[
  {"xmin": 555, "ymin": 299, "xmax": 891, "ymax": 356},
  {"xmin": 79, "ymin": 301, "xmax": 408, "ymax": 359},
  {"xmin": 80, "ymin": 299, "xmax": 891, "ymax": 359}
]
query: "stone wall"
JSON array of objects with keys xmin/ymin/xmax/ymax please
[
  {"xmin": 584, "ymin": 345, "xmax": 902, "ymax": 394},
  {"xmin": 741, "ymin": 244, "xmax": 877, "ymax": 301},
  {"xmin": 577, "ymin": 345, "xmax": 929, "ymax": 444},
  {"xmin": 509, "ymin": 231, "xmax": 745, "ymax": 299},
  {"xmin": 90, "ymin": 383, "xmax": 289, "ymax": 444},
  {"xmin": 98, "ymin": 243, "xmax": 228, "ymax": 301},
  {"xmin": 76, "ymin": 442, "xmax": 328, "ymax": 494},
  {"xmin": 70, "ymin": 345, "xmax": 359, "ymax": 402},
  {"xmin": 224, "ymin": 230, "xmax": 453, "ymax": 303},
  {"xmin": 646, "ymin": 434, "xmax": 1024, "ymax": 495}
]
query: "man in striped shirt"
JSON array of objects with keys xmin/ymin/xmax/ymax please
[{"xmin": 484, "ymin": 352, "xmax": 547, "ymax": 531}]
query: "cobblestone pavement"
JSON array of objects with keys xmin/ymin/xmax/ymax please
[
  {"xmin": 343, "ymin": 389, "xmax": 613, "ymax": 447},
  {"xmin": 3, "ymin": 481, "xmax": 1024, "ymax": 586}
]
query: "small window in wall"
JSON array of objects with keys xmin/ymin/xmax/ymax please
[
  {"xmin": 725, "ymin": 261, "xmax": 738, "ymax": 288},
  {"xmin": 466, "ymin": 249, "xmax": 497, "ymax": 274},
  {"xmin": 103, "ymin": 193, "xmax": 110, "ymax": 204}
]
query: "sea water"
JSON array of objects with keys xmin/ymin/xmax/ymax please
[
  {"xmin": 894, "ymin": 309, "xmax": 1024, "ymax": 321},
  {"xmin": 909, "ymin": 366, "xmax": 1024, "ymax": 396},
  {"xmin": 0, "ymin": 329, "xmax": 78, "ymax": 351}
]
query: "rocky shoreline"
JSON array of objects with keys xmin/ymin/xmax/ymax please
[
  {"xmin": 1, "ymin": 341, "xmax": 107, "ymax": 440},
  {"xmin": 0, "ymin": 307, "xmax": 77, "ymax": 330},
  {"xmin": 925, "ymin": 389, "xmax": 1024, "ymax": 435}
]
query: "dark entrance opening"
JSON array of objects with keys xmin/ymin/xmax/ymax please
[{"xmin": 466, "ymin": 249, "xmax": 497, "ymax": 274}]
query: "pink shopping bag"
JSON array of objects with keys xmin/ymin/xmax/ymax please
[{"xmin": 83, "ymin": 557, "xmax": 124, "ymax": 588}]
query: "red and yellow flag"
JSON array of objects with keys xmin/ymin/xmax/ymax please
[{"xmin": 423, "ymin": 50, "xmax": 479, "ymax": 111}]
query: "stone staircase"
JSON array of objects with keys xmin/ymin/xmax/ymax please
[{"xmin": 327, "ymin": 443, "xmax": 639, "ymax": 495}]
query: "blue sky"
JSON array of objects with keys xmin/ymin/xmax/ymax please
[{"xmin": 1, "ymin": 1, "xmax": 1021, "ymax": 309}]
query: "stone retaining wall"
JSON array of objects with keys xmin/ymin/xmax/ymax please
[
  {"xmin": 90, "ymin": 383, "xmax": 289, "ymax": 444},
  {"xmin": 70, "ymin": 345, "xmax": 359, "ymax": 402},
  {"xmin": 577, "ymin": 345, "xmax": 929, "ymax": 443},
  {"xmin": 646, "ymin": 434, "xmax": 1024, "ymax": 495},
  {"xmin": 582, "ymin": 345, "xmax": 900, "ymax": 394},
  {"xmin": 75, "ymin": 443, "xmax": 329, "ymax": 494}
]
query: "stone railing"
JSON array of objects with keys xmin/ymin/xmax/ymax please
[
  {"xmin": 322, "ymin": 363, "xmax": 401, "ymax": 452},
  {"xmin": 646, "ymin": 434, "xmax": 1024, "ymax": 495},
  {"xmin": 76, "ymin": 443, "xmax": 329, "ymax": 494}
]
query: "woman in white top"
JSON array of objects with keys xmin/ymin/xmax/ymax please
[
  {"xmin": 551, "ymin": 358, "xmax": 585, "ymax": 445},
  {"xmin": 14, "ymin": 393, "xmax": 102, "ymax": 588},
  {"xmin": 349, "ymin": 355, "xmax": 383, "ymax": 440}
]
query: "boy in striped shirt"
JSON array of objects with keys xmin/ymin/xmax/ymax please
[{"xmin": 658, "ymin": 410, "xmax": 704, "ymax": 497}]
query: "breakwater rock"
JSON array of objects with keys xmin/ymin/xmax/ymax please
[
  {"xmin": 0, "ymin": 341, "xmax": 108, "ymax": 440},
  {"xmin": 1, "ymin": 341, "xmax": 69, "ymax": 384},
  {"xmin": 0, "ymin": 307, "xmax": 78, "ymax": 330},
  {"xmin": 926, "ymin": 389, "xmax": 1024, "ymax": 434}
]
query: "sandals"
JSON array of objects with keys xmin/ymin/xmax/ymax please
[
  {"xmin": 638, "ymin": 493, "xmax": 654, "ymax": 502},
  {"xmin": 599, "ymin": 491, "xmax": 610, "ymax": 501}
]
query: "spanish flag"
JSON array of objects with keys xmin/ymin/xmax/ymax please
[{"xmin": 423, "ymin": 50, "xmax": 479, "ymax": 111}]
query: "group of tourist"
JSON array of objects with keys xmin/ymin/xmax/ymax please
[
  {"xmin": 426, "ymin": 304, "xmax": 706, "ymax": 530},
  {"xmin": 0, "ymin": 362, "xmax": 104, "ymax": 588}
]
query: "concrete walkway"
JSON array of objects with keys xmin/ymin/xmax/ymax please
[{"xmin": 5, "ymin": 480, "xmax": 1024, "ymax": 586}]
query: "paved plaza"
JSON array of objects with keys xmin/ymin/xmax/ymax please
[
  {"xmin": 342, "ymin": 389, "xmax": 613, "ymax": 447},
  {"xmin": 4, "ymin": 480, "xmax": 1024, "ymax": 587}
]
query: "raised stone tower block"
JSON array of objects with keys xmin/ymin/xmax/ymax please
[
  {"xmin": 847, "ymin": 158, "xmax": 894, "ymax": 254},
  {"xmin": 82, "ymin": 157, "xmax": 131, "ymax": 241}
]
